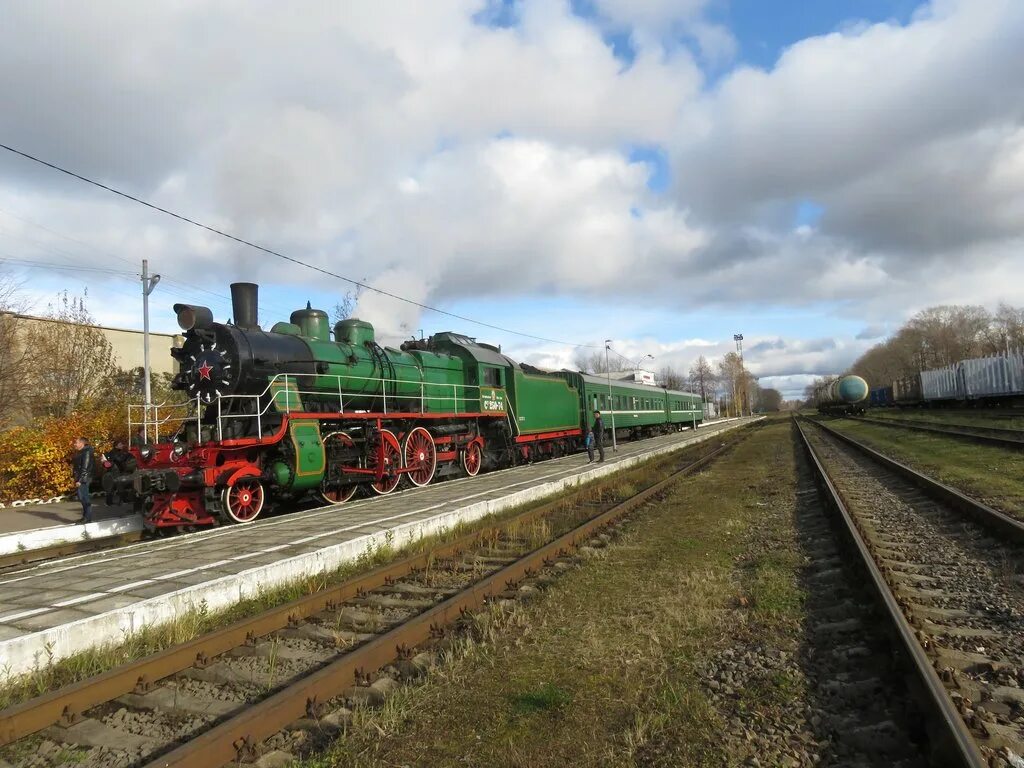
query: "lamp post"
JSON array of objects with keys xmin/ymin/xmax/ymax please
[
  {"xmin": 141, "ymin": 259, "xmax": 161, "ymax": 440},
  {"xmin": 733, "ymin": 333, "xmax": 744, "ymax": 417},
  {"xmin": 636, "ymin": 353, "xmax": 654, "ymax": 371},
  {"xmin": 604, "ymin": 339, "xmax": 617, "ymax": 451}
]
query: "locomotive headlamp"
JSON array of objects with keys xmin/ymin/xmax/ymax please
[
  {"xmin": 172, "ymin": 444, "xmax": 186, "ymax": 458},
  {"xmin": 139, "ymin": 446, "xmax": 153, "ymax": 461},
  {"xmin": 173, "ymin": 303, "xmax": 214, "ymax": 332}
]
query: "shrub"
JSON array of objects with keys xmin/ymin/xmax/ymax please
[{"xmin": 0, "ymin": 408, "xmax": 126, "ymax": 502}]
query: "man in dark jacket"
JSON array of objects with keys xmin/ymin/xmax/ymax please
[
  {"xmin": 72, "ymin": 437, "xmax": 95, "ymax": 524},
  {"xmin": 592, "ymin": 410, "xmax": 605, "ymax": 463},
  {"xmin": 102, "ymin": 439, "xmax": 132, "ymax": 506}
]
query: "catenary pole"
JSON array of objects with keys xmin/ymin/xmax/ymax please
[
  {"xmin": 733, "ymin": 333, "xmax": 745, "ymax": 417},
  {"xmin": 604, "ymin": 339, "xmax": 617, "ymax": 451},
  {"xmin": 141, "ymin": 259, "xmax": 161, "ymax": 440}
]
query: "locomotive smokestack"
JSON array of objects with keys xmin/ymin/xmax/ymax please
[{"xmin": 230, "ymin": 282, "xmax": 259, "ymax": 330}]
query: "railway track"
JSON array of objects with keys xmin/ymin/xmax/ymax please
[
  {"xmin": 852, "ymin": 415, "xmax": 1024, "ymax": 449},
  {"xmin": 797, "ymin": 417, "xmax": 1024, "ymax": 767},
  {"xmin": 0, "ymin": 433, "xmax": 746, "ymax": 768}
]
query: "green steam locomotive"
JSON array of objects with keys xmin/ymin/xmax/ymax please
[{"xmin": 117, "ymin": 283, "xmax": 703, "ymax": 529}]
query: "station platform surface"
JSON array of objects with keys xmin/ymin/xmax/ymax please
[
  {"xmin": 0, "ymin": 419, "xmax": 750, "ymax": 678},
  {"xmin": 0, "ymin": 499, "xmax": 135, "ymax": 536}
]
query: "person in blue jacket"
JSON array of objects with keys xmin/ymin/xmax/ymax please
[{"xmin": 585, "ymin": 429, "xmax": 595, "ymax": 463}]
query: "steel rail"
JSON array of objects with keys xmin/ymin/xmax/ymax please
[
  {"xmin": 0, "ymin": 530, "xmax": 144, "ymax": 572},
  {"xmin": 809, "ymin": 417, "xmax": 1024, "ymax": 542},
  {"xmin": 851, "ymin": 414, "xmax": 1024, "ymax": 449},
  {"xmin": 144, "ymin": 440, "xmax": 726, "ymax": 768},
  {"xmin": 794, "ymin": 419, "xmax": 987, "ymax": 767},
  {"xmin": 0, "ymin": 432, "xmax": 743, "ymax": 748}
]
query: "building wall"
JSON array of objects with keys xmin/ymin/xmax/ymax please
[{"xmin": 2, "ymin": 313, "xmax": 183, "ymax": 375}]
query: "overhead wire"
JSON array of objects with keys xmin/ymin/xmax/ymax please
[
  {"xmin": 0, "ymin": 141, "xmax": 601, "ymax": 349},
  {"xmin": 0, "ymin": 207, "xmax": 297, "ymax": 319}
]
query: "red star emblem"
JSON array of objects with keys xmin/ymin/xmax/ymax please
[{"xmin": 197, "ymin": 362, "xmax": 213, "ymax": 381}]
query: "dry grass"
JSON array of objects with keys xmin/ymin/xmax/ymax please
[{"xmin": 299, "ymin": 422, "xmax": 796, "ymax": 768}]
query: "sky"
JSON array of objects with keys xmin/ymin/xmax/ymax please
[{"xmin": 0, "ymin": 0, "xmax": 1021, "ymax": 399}]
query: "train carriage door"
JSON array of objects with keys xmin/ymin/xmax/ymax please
[{"xmin": 479, "ymin": 365, "xmax": 507, "ymax": 415}]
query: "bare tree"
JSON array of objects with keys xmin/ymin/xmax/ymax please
[
  {"xmin": 25, "ymin": 291, "xmax": 117, "ymax": 417},
  {"xmin": 332, "ymin": 287, "xmax": 363, "ymax": 324},
  {"xmin": 0, "ymin": 272, "xmax": 32, "ymax": 428},
  {"xmin": 983, "ymin": 303, "xmax": 1024, "ymax": 354},
  {"xmin": 849, "ymin": 303, "xmax": 1024, "ymax": 388},
  {"xmin": 573, "ymin": 349, "xmax": 612, "ymax": 374},
  {"xmin": 688, "ymin": 355, "xmax": 716, "ymax": 402},
  {"xmin": 658, "ymin": 365, "xmax": 685, "ymax": 390},
  {"xmin": 718, "ymin": 352, "xmax": 743, "ymax": 416},
  {"xmin": 804, "ymin": 375, "xmax": 838, "ymax": 404}
]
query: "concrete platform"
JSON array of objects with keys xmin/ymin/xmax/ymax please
[
  {"xmin": 0, "ymin": 512, "xmax": 142, "ymax": 558},
  {"xmin": 0, "ymin": 499, "xmax": 136, "ymax": 538},
  {"xmin": 0, "ymin": 418, "xmax": 751, "ymax": 678}
]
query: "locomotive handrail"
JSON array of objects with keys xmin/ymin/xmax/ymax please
[
  {"xmin": 212, "ymin": 371, "xmax": 491, "ymax": 441},
  {"xmin": 128, "ymin": 397, "xmax": 201, "ymax": 443}
]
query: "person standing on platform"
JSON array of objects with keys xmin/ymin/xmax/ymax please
[
  {"xmin": 72, "ymin": 436, "xmax": 95, "ymax": 524},
  {"xmin": 585, "ymin": 429, "xmax": 595, "ymax": 463},
  {"xmin": 102, "ymin": 439, "xmax": 131, "ymax": 506},
  {"xmin": 592, "ymin": 410, "xmax": 605, "ymax": 463}
]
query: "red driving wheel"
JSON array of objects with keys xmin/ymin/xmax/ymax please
[
  {"xmin": 221, "ymin": 477, "xmax": 265, "ymax": 524},
  {"xmin": 402, "ymin": 427, "xmax": 437, "ymax": 487},
  {"xmin": 462, "ymin": 440, "xmax": 482, "ymax": 477},
  {"xmin": 368, "ymin": 429, "xmax": 402, "ymax": 495}
]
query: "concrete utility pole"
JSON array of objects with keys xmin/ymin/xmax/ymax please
[
  {"xmin": 733, "ymin": 333, "xmax": 745, "ymax": 417},
  {"xmin": 604, "ymin": 339, "xmax": 617, "ymax": 451},
  {"xmin": 141, "ymin": 259, "xmax": 161, "ymax": 439}
]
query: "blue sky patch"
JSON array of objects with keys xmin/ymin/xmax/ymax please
[
  {"xmin": 627, "ymin": 145, "xmax": 671, "ymax": 193},
  {"xmin": 713, "ymin": 0, "xmax": 921, "ymax": 70},
  {"xmin": 794, "ymin": 200, "xmax": 824, "ymax": 228},
  {"xmin": 472, "ymin": 0, "xmax": 520, "ymax": 29}
]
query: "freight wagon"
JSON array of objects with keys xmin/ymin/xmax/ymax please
[{"xmin": 871, "ymin": 353, "xmax": 1024, "ymax": 409}]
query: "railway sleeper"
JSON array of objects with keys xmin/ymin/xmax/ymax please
[
  {"xmin": 116, "ymin": 686, "xmax": 240, "ymax": 718},
  {"xmin": 276, "ymin": 623, "xmax": 374, "ymax": 647},
  {"xmin": 44, "ymin": 716, "xmax": 162, "ymax": 752}
]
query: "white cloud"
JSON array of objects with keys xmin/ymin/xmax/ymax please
[{"xmin": 0, "ymin": 0, "xmax": 1021, "ymax": 390}]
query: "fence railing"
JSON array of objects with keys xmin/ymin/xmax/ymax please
[{"xmin": 214, "ymin": 372, "xmax": 487, "ymax": 441}]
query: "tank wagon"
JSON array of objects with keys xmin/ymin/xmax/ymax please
[
  {"xmin": 815, "ymin": 375, "xmax": 869, "ymax": 415},
  {"xmin": 110, "ymin": 284, "xmax": 704, "ymax": 529}
]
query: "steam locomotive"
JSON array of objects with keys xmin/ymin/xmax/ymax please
[{"xmin": 109, "ymin": 283, "xmax": 704, "ymax": 529}]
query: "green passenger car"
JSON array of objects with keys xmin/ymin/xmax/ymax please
[{"xmin": 554, "ymin": 372, "xmax": 703, "ymax": 436}]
